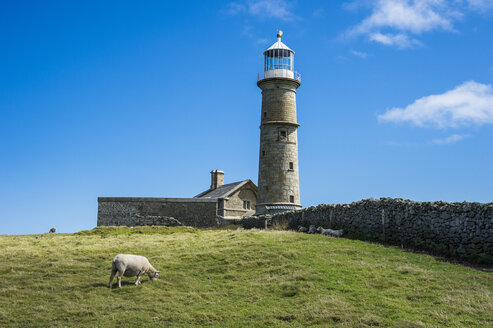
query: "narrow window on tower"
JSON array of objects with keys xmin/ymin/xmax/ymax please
[
  {"xmin": 289, "ymin": 162, "xmax": 294, "ymax": 170},
  {"xmin": 262, "ymin": 150, "xmax": 265, "ymax": 157},
  {"xmin": 279, "ymin": 128, "xmax": 287, "ymax": 140},
  {"xmin": 290, "ymin": 195, "xmax": 295, "ymax": 203},
  {"xmin": 264, "ymin": 112, "xmax": 267, "ymax": 118}
]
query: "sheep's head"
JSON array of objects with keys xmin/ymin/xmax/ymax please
[
  {"xmin": 150, "ymin": 271, "xmax": 160, "ymax": 281},
  {"xmin": 317, "ymin": 227, "xmax": 323, "ymax": 232}
]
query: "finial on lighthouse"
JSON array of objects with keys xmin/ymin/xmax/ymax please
[{"xmin": 277, "ymin": 30, "xmax": 283, "ymax": 40}]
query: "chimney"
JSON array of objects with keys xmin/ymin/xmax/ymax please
[{"xmin": 210, "ymin": 170, "xmax": 224, "ymax": 190}]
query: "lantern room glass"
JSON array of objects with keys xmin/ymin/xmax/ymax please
[{"xmin": 264, "ymin": 49, "xmax": 294, "ymax": 72}]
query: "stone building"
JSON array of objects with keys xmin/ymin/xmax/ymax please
[
  {"xmin": 97, "ymin": 170, "xmax": 257, "ymax": 227},
  {"xmin": 256, "ymin": 31, "xmax": 302, "ymax": 215},
  {"xmin": 195, "ymin": 170, "xmax": 258, "ymax": 219},
  {"xmin": 97, "ymin": 31, "xmax": 303, "ymax": 227}
]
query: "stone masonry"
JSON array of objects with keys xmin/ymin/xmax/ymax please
[
  {"xmin": 98, "ymin": 197, "xmax": 218, "ymax": 227},
  {"xmin": 97, "ymin": 171, "xmax": 258, "ymax": 227},
  {"xmin": 242, "ymin": 198, "xmax": 493, "ymax": 263},
  {"xmin": 256, "ymin": 77, "xmax": 301, "ymax": 214}
]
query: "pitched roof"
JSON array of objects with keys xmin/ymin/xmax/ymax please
[{"xmin": 194, "ymin": 180, "xmax": 256, "ymax": 199}]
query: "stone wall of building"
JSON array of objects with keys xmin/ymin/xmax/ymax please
[
  {"xmin": 241, "ymin": 198, "xmax": 493, "ymax": 262},
  {"xmin": 98, "ymin": 197, "xmax": 218, "ymax": 228},
  {"xmin": 224, "ymin": 187, "xmax": 257, "ymax": 218}
]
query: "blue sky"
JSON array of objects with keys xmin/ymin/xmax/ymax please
[{"xmin": 1, "ymin": 0, "xmax": 492, "ymax": 234}]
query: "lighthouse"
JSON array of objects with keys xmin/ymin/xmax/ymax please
[{"xmin": 256, "ymin": 31, "xmax": 301, "ymax": 215}]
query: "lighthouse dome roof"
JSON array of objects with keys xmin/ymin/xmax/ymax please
[{"xmin": 264, "ymin": 31, "xmax": 294, "ymax": 54}]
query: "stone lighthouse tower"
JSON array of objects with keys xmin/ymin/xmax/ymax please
[{"xmin": 256, "ymin": 31, "xmax": 301, "ymax": 215}]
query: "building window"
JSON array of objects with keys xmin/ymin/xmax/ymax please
[
  {"xmin": 289, "ymin": 195, "xmax": 295, "ymax": 203},
  {"xmin": 279, "ymin": 129, "xmax": 287, "ymax": 139},
  {"xmin": 264, "ymin": 112, "xmax": 267, "ymax": 118},
  {"xmin": 262, "ymin": 150, "xmax": 265, "ymax": 157},
  {"xmin": 289, "ymin": 162, "xmax": 294, "ymax": 170},
  {"xmin": 243, "ymin": 200, "xmax": 251, "ymax": 210}
]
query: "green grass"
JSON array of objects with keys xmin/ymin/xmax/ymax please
[
  {"xmin": 0, "ymin": 228, "xmax": 491, "ymax": 327},
  {"xmin": 75, "ymin": 225, "xmax": 197, "ymax": 236}
]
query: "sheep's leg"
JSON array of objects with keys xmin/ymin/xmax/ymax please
[
  {"xmin": 135, "ymin": 271, "xmax": 143, "ymax": 286},
  {"xmin": 109, "ymin": 269, "xmax": 117, "ymax": 289},
  {"xmin": 117, "ymin": 272, "xmax": 123, "ymax": 288}
]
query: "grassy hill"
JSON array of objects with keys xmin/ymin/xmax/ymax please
[{"xmin": 0, "ymin": 227, "xmax": 491, "ymax": 327}]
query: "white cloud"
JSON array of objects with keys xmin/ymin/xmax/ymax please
[
  {"xmin": 467, "ymin": 0, "xmax": 493, "ymax": 11},
  {"xmin": 350, "ymin": 50, "xmax": 369, "ymax": 58},
  {"xmin": 226, "ymin": 0, "xmax": 297, "ymax": 21},
  {"xmin": 352, "ymin": 0, "xmax": 455, "ymax": 34},
  {"xmin": 432, "ymin": 134, "xmax": 469, "ymax": 144},
  {"xmin": 312, "ymin": 8, "xmax": 325, "ymax": 17},
  {"xmin": 241, "ymin": 25, "xmax": 269, "ymax": 44},
  {"xmin": 378, "ymin": 81, "xmax": 493, "ymax": 128},
  {"xmin": 369, "ymin": 32, "xmax": 421, "ymax": 48},
  {"xmin": 344, "ymin": 0, "xmax": 493, "ymax": 48}
]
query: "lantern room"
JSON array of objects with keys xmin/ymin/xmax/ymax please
[{"xmin": 263, "ymin": 31, "xmax": 299, "ymax": 80}]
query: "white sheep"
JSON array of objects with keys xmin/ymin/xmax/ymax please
[
  {"xmin": 307, "ymin": 225, "xmax": 318, "ymax": 234},
  {"xmin": 317, "ymin": 227, "xmax": 344, "ymax": 237},
  {"xmin": 298, "ymin": 225, "xmax": 308, "ymax": 233},
  {"xmin": 109, "ymin": 254, "xmax": 160, "ymax": 289}
]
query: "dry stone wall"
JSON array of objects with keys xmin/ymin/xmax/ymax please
[
  {"xmin": 241, "ymin": 198, "xmax": 493, "ymax": 262},
  {"xmin": 98, "ymin": 197, "xmax": 218, "ymax": 228}
]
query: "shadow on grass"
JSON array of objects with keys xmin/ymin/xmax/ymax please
[
  {"xmin": 342, "ymin": 233, "xmax": 493, "ymax": 271},
  {"xmin": 90, "ymin": 282, "xmax": 109, "ymax": 288},
  {"xmin": 104, "ymin": 281, "xmax": 149, "ymax": 289}
]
